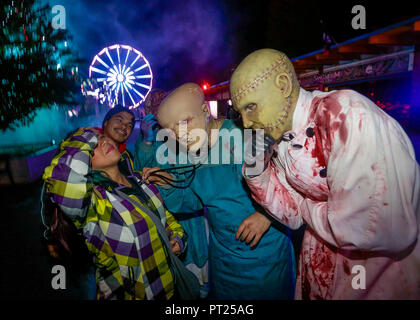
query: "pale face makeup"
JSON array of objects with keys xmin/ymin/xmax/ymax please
[{"xmin": 158, "ymin": 84, "xmax": 209, "ymax": 152}]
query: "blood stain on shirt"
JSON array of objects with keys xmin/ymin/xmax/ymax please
[
  {"xmin": 312, "ymin": 127, "xmax": 327, "ymax": 168},
  {"xmin": 343, "ymin": 259, "xmax": 351, "ymax": 275},
  {"xmin": 338, "ymin": 113, "xmax": 348, "ymax": 144}
]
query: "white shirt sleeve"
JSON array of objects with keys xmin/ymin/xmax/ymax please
[{"xmin": 243, "ymin": 161, "xmax": 305, "ymax": 230}]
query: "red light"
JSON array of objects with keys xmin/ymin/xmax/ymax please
[{"xmin": 202, "ymin": 83, "xmax": 209, "ymax": 91}]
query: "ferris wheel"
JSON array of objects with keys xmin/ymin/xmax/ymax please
[{"xmin": 88, "ymin": 44, "xmax": 153, "ymax": 109}]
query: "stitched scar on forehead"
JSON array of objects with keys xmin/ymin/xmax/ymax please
[{"xmin": 231, "ymin": 56, "xmax": 287, "ymax": 106}]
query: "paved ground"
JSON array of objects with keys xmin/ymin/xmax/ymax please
[
  {"xmin": 0, "ymin": 180, "xmax": 96, "ymax": 300},
  {"xmin": 0, "ymin": 179, "xmax": 304, "ymax": 300}
]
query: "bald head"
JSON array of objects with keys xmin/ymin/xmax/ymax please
[
  {"xmin": 157, "ymin": 83, "xmax": 209, "ymax": 151},
  {"xmin": 230, "ymin": 49, "xmax": 299, "ymax": 108},
  {"xmin": 229, "ymin": 49, "xmax": 300, "ymax": 140},
  {"xmin": 157, "ymin": 83, "xmax": 206, "ymax": 127}
]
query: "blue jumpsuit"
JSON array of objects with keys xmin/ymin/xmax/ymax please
[{"xmin": 156, "ymin": 120, "xmax": 296, "ymax": 299}]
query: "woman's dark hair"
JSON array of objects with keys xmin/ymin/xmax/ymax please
[
  {"xmin": 45, "ymin": 201, "xmax": 92, "ymax": 271},
  {"xmin": 50, "ymin": 204, "xmax": 76, "ymax": 254}
]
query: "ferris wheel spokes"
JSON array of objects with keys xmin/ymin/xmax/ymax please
[{"xmin": 88, "ymin": 44, "xmax": 153, "ymax": 108}]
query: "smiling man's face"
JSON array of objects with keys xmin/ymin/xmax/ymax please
[{"xmin": 103, "ymin": 111, "xmax": 134, "ymax": 145}]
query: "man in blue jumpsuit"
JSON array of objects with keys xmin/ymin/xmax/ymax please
[
  {"xmin": 134, "ymin": 92, "xmax": 210, "ymax": 297},
  {"xmin": 142, "ymin": 83, "xmax": 296, "ymax": 299}
]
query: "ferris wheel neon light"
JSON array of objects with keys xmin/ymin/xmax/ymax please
[{"xmin": 89, "ymin": 44, "xmax": 153, "ymax": 108}]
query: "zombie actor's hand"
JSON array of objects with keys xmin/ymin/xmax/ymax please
[{"xmin": 243, "ymin": 131, "xmax": 277, "ymax": 178}]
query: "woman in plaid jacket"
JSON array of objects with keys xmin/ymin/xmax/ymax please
[{"xmin": 42, "ymin": 128, "xmax": 186, "ymax": 300}]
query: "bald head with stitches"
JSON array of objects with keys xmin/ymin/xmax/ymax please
[
  {"xmin": 157, "ymin": 83, "xmax": 210, "ymax": 152},
  {"xmin": 230, "ymin": 49, "xmax": 300, "ymax": 140}
]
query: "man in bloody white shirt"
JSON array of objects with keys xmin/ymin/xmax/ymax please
[{"xmin": 230, "ymin": 48, "xmax": 420, "ymax": 299}]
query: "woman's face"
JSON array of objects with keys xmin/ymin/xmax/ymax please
[{"xmin": 91, "ymin": 135, "xmax": 121, "ymax": 170}]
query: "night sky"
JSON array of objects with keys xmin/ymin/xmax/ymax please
[{"xmin": 45, "ymin": 0, "xmax": 419, "ymax": 91}]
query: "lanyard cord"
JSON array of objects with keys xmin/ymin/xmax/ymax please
[
  {"xmin": 150, "ymin": 163, "xmax": 202, "ymax": 174},
  {"xmin": 147, "ymin": 163, "xmax": 202, "ymax": 189}
]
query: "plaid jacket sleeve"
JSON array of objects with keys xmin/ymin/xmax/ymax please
[
  {"xmin": 164, "ymin": 208, "xmax": 187, "ymax": 252},
  {"xmin": 42, "ymin": 128, "xmax": 98, "ymax": 227}
]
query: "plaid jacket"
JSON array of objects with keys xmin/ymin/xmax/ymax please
[{"xmin": 42, "ymin": 128, "xmax": 185, "ymax": 300}]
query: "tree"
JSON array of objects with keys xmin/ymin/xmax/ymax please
[{"xmin": 0, "ymin": 0, "xmax": 79, "ymax": 131}]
